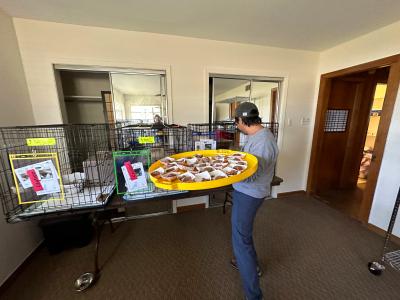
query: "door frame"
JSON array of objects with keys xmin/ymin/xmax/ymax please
[{"xmin": 307, "ymin": 54, "xmax": 400, "ymax": 222}]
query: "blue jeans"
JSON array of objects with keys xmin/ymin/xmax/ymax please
[{"xmin": 232, "ymin": 190, "xmax": 264, "ymax": 300}]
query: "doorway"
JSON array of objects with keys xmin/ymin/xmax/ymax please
[{"xmin": 307, "ymin": 55, "xmax": 400, "ymax": 223}]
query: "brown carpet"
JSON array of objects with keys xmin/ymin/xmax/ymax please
[{"xmin": 2, "ymin": 195, "xmax": 400, "ymax": 300}]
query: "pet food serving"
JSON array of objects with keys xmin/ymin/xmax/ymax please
[
  {"xmin": 148, "ymin": 150, "xmax": 258, "ymax": 191},
  {"xmin": 153, "ymin": 152, "xmax": 248, "ymax": 184}
]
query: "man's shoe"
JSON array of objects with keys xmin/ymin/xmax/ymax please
[{"xmin": 230, "ymin": 258, "xmax": 263, "ymax": 277}]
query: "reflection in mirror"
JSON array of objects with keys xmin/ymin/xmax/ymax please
[
  {"xmin": 212, "ymin": 77, "xmax": 279, "ymax": 123},
  {"xmin": 214, "ymin": 78, "xmax": 250, "ymax": 122},
  {"xmin": 110, "ymin": 73, "xmax": 167, "ymax": 125},
  {"xmin": 251, "ymin": 81, "xmax": 280, "ymax": 122}
]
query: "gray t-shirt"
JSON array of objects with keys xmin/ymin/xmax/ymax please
[{"xmin": 232, "ymin": 127, "xmax": 278, "ymax": 198}]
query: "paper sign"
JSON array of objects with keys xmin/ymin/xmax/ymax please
[
  {"xmin": 138, "ymin": 136, "xmax": 155, "ymax": 144},
  {"xmin": 124, "ymin": 161, "xmax": 137, "ymax": 180},
  {"xmin": 14, "ymin": 160, "xmax": 61, "ymax": 196},
  {"xmin": 195, "ymin": 139, "xmax": 216, "ymax": 150},
  {"xmin": 26, "ymin": 138, "xmax": 56, "ymax": 146},
  {"xmin": 26, "ymin": 169, "xmax": 44, "ymax": 191},
  {"xmin": 121, "ymin": 162, "xmax": 148, "ymax": 192},
  {"xmin": 10, "ymin": 153, "xmax": 64, "ymax": 204},
  {"xmin": 112, "ymin": 150, "xmax": 151, "ymax": 195}
]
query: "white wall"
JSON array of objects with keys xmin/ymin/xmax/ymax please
[
  {"xmin": 319, "ymin": 20, "xmax": 400, "ymax": 236},
  {"xmin": 0, "ymin": 9, "xmax": 42, "ymax": 286},
  {"xmin": 111, "ymin": 87, "xmax": 126, "ymax": 120},
  {"xmin": 215, "ymin": 103, "xmax": 230, "ymax": 120},
  {"xmin": 13, "ymin": 18, "xmax": 320, "ymax": 195}
]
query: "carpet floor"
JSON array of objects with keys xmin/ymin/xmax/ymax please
[{"xmin": 2, "ymin": 195, "xmax": 400, "ymax": 300}]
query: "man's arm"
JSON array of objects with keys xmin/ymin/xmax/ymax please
[
  {"xmin": 243, "ymin": 143, "xmax": 268, "ymax": 182},
  {"xmin": 242, "ymin": 156, "xmax": 266, "ymax": 182},
  {"xmin": 242, "ymin": 141, "xmax": 272, "ymax": 182}
]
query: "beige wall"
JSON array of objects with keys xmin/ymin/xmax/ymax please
[
  {"xmin": 13, "ymin": 18, "xmax": 320, "ymax": 194},
  {"xmin": 318, "ymin": 20, "xmax": 400, "ymax": 236},
  {"xmin": 0, "ymin": 9, "xmax": 42, "ymax": 286},
  {"xmin": 0, "ymin": 13, "xmax": 34, "ymax": 126}
]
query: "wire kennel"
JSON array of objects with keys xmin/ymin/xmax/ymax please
[
  {"xmin": 115, "ymin": 124, "xmax": 189, "ymax": 163},
  {"xmin": 0, "ymin": 124, "xmax": 115, "ymax": 222},
  {"xmin": 112, "ymin": 124, "xmax": 189, "ymax": 201},
  {"xmin": 187, "ymin": 121, "xmax": 279, "ymax": 150}
]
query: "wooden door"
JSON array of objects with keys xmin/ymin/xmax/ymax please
[
  {"xmin": 339, "ymin": 70, "xmax": 389, "ymax": 188},
  {"xmin": 270, "ymin": 88, "xmax": 278, "ymax": 123},
  {"xmin": 101, "ymin": 91, "xmax": 116, "ymax": 149},
  {"xmin": 315, "ymin": 79, "xmax": 359, "ymax": 193},
  {"xmin": 229, "ymin": 101, "xmax": 240, "ymax": 119},
  {"xmin": 102, "ymin": 91, "xmax": 115, "ymax": 124}
]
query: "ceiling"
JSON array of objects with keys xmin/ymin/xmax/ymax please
[
  {"xmin": 214, "ymin": 78, "xmax": 248, "ymax": 97},
  {"xmin": 215, "ymin": 79, "xmax": 279, "ymax": 102},
  {"xmin": 1, "ymin": 0, "xmax": 400, "ymax": 51}
]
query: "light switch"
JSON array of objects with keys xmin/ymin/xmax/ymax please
[
  {"xmin": 287, "ymin": 118, "xmax": 292, "ymax": 127},
  {"xmin": 301, "ymin": 117, "xmax": 311, "ymax": 126}
]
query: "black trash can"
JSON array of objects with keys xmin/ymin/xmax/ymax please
[{"xmin": 40, "ymin": 213, "xmax": 94, "ymax": 254}]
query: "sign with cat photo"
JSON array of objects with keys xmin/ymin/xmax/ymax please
[
  {"xmin": 112, "ymin": 150, "xmax": 151, "ymax": 195},
  {"xmin": 9, "ymin": 153, "xmax": 64, "ymax": 204}
]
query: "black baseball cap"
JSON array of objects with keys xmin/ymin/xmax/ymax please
[{"xmin": 235, "ymin": 102, "xmax": 259, "ymax": 118}]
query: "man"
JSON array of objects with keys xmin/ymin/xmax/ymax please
[{"xmin": 231, "ymin": 102, "xmax": 278, "ymax": 300}]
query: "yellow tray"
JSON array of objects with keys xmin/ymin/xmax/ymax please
[{"xmin": 148, "ymin": 149, "xmax": 258, "ymax": 190}]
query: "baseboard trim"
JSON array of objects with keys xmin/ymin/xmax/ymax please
[
  {"xmin": 277, "ymin": 190, "xmax": 306, "ymax": 198},
  {"xmin": 0, "ymin": 240, "xmax": 44, "ymax": 294},
  {"xmin": 177, "ymin": 203, "xmax": 206, "ymax": 213},
  {"xmin": 367, "ymin": 223, "xmax": 400, "ymax": 245}
]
